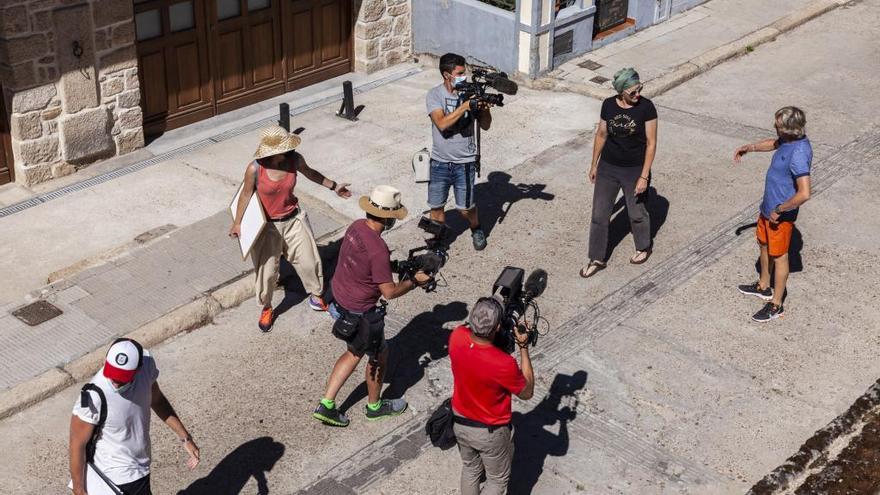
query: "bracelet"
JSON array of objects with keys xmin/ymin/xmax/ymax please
[
  {"xmin": 639, "ymin": 175, "xmax": 649, "ymax": 181},
  {"xmin": 329, "ymin": 180, "xmax": 337, "ymax": 191}
]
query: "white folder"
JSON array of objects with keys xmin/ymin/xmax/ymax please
[{"xmin": 229, "ymin": 183, "xmax": 267, "ymax": 261}]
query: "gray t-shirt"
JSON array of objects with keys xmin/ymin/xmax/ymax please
[{"xmin": 426, "ymin": 83, "xmax": 477, "ymax": 163}]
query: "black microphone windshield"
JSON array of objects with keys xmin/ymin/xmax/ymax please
[
  {"xmin": 524, "ymin": 269, "xmax": 548, "ymax": 298},
  {"xmin": 489, "ymin": 76, "xmax": 518, "ymax": 95}
]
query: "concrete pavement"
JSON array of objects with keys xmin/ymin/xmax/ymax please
[{"xmin": 2, "ymin": 0, "xmax": 879, "ymax": 493}]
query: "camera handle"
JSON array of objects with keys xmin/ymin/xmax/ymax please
[{"xmin": 474, "ymin": 115, "xmax": 482, "ymax": 178}]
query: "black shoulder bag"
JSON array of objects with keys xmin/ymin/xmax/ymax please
[{"xmin": 425, "ymin": 397, "xmax": 457, "ymax": 450}]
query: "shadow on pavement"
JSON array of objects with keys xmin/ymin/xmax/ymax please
[
  {"xmin": 178, "ymin": 436, "xmax": 285, "ymax": 495},
  {"xmin": 444, "ymin": 171, "xmax": 555, "ymax": 246},
  {"xmin": 274, "ymin": 239, "xmax": 342, "ymax": 320},
  {"xmin": 508, "ymin": 370, "xmax": 589, "ymax": 495},
  {"xmin": 607, "ymin": 186, "xmax": 669, "ymax": 259},
  {"xmin": 338, "ymin": 301, "xmax": 469, "ymax": 413}
]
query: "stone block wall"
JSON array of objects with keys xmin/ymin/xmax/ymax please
[
  {"xmin": 355, "ymin": 0, "xmax": 413, "ymax": 73},
  {"xmin": 0, "ymin": 0, "xmax": 144, "ymax": 185}
]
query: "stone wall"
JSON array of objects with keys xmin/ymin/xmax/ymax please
[
  {"xmin": 354, "ymin": 0, "xmax": 412, "ymax": 73},
  {"xmin": 0, "ymin": 0, "xmax": 144, "ymax": 185}
]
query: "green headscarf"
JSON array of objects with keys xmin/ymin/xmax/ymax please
[{"xmin": 612, "ymin": 68, "xmax": 641, "ymax": 94}]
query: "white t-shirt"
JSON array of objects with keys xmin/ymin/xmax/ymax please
[{"xmin": 72, "ymin": 352, "xmax": 159, "ymax": 485}]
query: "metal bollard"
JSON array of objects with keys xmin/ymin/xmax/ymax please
[
  {"xmin": 337, "ymin": 81, "xmax": 358, "ymax": 121},
  {"xmin": 278, "ymin": 103, "xmax": 290, "ymax": 131}
]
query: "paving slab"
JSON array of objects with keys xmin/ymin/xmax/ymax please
[{"xmin": 0, "ymin": 206, "xmax": 344, "ymax": 393}]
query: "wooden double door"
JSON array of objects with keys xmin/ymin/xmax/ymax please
[{"xmin": 134, "ymin": 0, "xmax": 352, "ymax": 136}]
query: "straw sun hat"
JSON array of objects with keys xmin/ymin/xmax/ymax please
[
  {"xmin": 254, "ymin": 125, "xmax": 302, "ymax": 159},
  {"xmin": 359, "ymin": 185, "xmax": 408, "ymax": 220}
]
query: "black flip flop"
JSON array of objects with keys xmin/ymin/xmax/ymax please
[{"xmin": 579, "ymin": 261, "xmax": 606, "ymax": 278}]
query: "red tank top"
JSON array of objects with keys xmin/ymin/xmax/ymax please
[{"xmin": 256, "ymin": 162, "xmax": 298, "ymax": 220}]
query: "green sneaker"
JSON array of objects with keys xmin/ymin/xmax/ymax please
[
  {"xmin": 364, "ymin": 398, "xmax": 408, "ymax": 421},
  {"xmin": 313, "ymin": 402, "xmax": 350, "ymax": 427}
]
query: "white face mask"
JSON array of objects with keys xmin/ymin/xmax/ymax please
[{"xmin": 451, "ymin": 74, "xmax": 467, "ymax": 88}]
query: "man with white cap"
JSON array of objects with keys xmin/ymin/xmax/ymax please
[
  {"xmin": 313, "ymin": 185, "xmax": 431, "ymax": 426},
  {"xmin": 69, "ymin": 338, "xmax": 200, "ymax": 494},
  {"xmin": 448, "ymin": 297, "xmax": 535, "ymax": 495}
]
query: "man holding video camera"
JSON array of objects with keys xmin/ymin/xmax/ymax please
[
  {"xmin": 427, "ymin": 53, "xmax": 493, "ymax": 251},
  {"xmin": 448, "ymin": 297, "xmax": 535, "ymax": 495},
  {"xmin": 312, "ymin": 185, "xmax": 432, "ymax": 427}
]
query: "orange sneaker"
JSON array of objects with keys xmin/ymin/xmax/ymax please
[{"xmin": 258, "ymin": 307, "xmax": 274, "ymax": 332}]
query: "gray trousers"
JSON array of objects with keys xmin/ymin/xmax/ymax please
[
  {"xmin": 588, "ymin": 160, "xmax": 652, "ymax": 261},
  {"xmin": 454, "ymin": 422, "xmax": 514, "ymax": 495}
]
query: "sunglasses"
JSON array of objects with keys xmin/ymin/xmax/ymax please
[{"xmin": 623, "ymin": 84, "xmax": 643, "ymax": 97}]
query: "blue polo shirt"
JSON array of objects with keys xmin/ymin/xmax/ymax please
[{"xmin": 761, "ymin": 136, "xmax": 812, "ymax": 221}]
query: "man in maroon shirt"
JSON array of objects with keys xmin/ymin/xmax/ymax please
[
  {"xmin": 449, "ymin": 297, "xmax": 535, "ymax": 495},
  {"xmin": 313, "ymin": 185, "xmax": 431, "ymax": 427}
]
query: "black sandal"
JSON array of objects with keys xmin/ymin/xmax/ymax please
[{"xmin": 579, "ymin": 260, "xmax": 606, "ymax": 278}]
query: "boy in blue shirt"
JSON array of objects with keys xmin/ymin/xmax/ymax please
[{"xmin": 733, "ymin": 106, "xmax": 812, "ymax": 322}]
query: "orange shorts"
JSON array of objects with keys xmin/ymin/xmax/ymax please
[{"xmin": 756, "ymin": 215, "xmax": 794, "ymax": 257}]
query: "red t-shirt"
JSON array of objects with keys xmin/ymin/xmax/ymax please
[
  {"xmin": 331, "ymin": 219, "xmax": 393, "ymax": 312},
  {"xmin": 449, "ymin": 325, "xmax": 526, "ymax": 425}
]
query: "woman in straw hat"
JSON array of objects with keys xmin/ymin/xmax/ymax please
[
  {"xmin": 581, "ymin": 67, "xmax": 658, "ymax": 278},
  {"xmin": 230, "ymin": 125, "xmax": 352, "ymax": 332}
]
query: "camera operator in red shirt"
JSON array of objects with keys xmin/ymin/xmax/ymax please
[{"xmin": 448, "ymin": 296, "xmax": 535, "ymax": 495}]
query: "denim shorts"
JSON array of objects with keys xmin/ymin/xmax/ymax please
[{"xmin": 428, "ymin": 160, "xmax": 477, "ymax": 210}]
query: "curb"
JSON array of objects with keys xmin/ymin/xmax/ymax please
[
  {"xmin": 0, "ymin": 228, "xmax": 345, "ymax": 420},
  {"xmin": 747, "ymin": 378, "xmax": 880, "ymax": 495},
  {"xmin": 541, "ymin": 0, "xmax": 844, "ymax": 100}
]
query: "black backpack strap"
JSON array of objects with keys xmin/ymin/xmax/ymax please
[{"xmin": 81, "ymin": 383, "xmax": 107, "ymax": 463}]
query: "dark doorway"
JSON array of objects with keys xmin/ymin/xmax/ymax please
[{"xmin": 0, "ymin": 82, "xmax": 14, "ymax": 185}]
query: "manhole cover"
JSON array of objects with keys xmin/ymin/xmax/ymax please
[
  {"xmin": 578, "ymin": 59, "xmax": 603, "ymax": 70},
  {"xmin": 590, "ymin": 75, "xmax": 610, "ymax": 84},
  {"xmin": 12, "ymin": 300, "xmax": 63, "ymax": 326}
]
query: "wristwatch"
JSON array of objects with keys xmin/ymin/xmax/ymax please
[{"xmin": 774, "ymin": 205, "xmax": 784, "ymax": 215}]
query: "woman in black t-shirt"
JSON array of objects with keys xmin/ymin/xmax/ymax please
[{"xmin": 581, "ymin": 68, "xmax": 658, "ymax": 278}]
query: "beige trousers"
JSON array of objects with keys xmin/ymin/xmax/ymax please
[
  {"xmin": 454, "ymin": 422, "xmax": 514, "ymax": 495},
  {"xmin": 251, "ymin": 211, "xmax": 323, "ymax": 307}
]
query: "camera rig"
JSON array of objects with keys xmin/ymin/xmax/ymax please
[
  {"xmin": 391, "ymin": 217, "xmax": 450, "ymax": 292},
  {"xmin": 453, "ymin": 67, "xmax": 519, "ymax": 178},
  {"xmin": 491, "ymin": 266, "xmax": 550, "ymax": 353},
  {"xmin": 454, "ymin": 67, "xmax": 518, "ymax": 108}
]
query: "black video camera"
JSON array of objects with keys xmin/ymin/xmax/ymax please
[
  {"xmin": 455, "ymin": 67, "xmax": 519, "ymax": 109},
  {"xmin": 491, "ymin": 266, "xmax": 548, "ymax": 353},
  {"xmin": 391, "ymin": 217, "xmax": 450, "ymax": 292}
]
